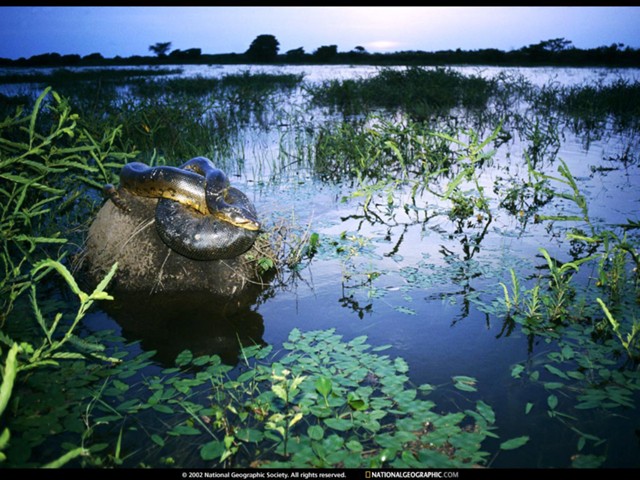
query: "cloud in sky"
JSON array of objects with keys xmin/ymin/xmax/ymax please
[
  {"xmin": 362, "ymin": 41, "xmax": 402, "ymax": 52},
  {"xmin": 1, "ymin": 6, "xmax": 640, "ymax": 59}
]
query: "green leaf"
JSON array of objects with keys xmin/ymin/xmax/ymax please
[
  {"xmin": 31, "ymin": 259, "xmax": 83, "ymax": 298},
  {"xmin": 566, "ymin": 370, "xmax": 586, "ymax": 380},
  {"xmin": 93, "ymin": 414, "xmax": 123, "ymax": 424},
  {"xmin": 347, "ymin": 392, "xmax": 367, "ymax": 411},
  {"xmin": 175, "ymin": 350, "xmax": 193, "ymax": 367},
  {"xmin": 394, "ymin": 357, "xmax": 409, "ymax": 374},
  {"xmin": 547, "ymin": 394, "xmax": 558, "ymax": 410},
  {"xmin": 511, "ymin": 364, "xmax": 525, "ymax": 378},
  {"xmin": 544, "ymin": 364, "xmax": 569, "ymax": 380},
  {"xmin": 537, "ymin": 215, "xmax": 584, "ymax": 222},
  {"xmin": 236, "ymin": 428, "xmax": 264, "ymax": 443},
  {"xmin": 525, "ymin": 402, "xmax": 534, "ymax": 414},
  {"xmin": 271, "ymin": 384, "xmax": 287, "ymax": 402},
  {"xmin": 289, "ymin": 412, "xmax": 303, "ymax": 428},
  {"xmin": 117, "ymin": 399, "xmax": 141, "ymax": 412},
  {"xmin": 151, "ymin": 434, "xmax": 165, "ymax": 447},
  {"xmin": 570, "ymin": 428, "xmax": 603, "ymax": 443},
  {"xmin": 315, "ymin": 377, "xmax": 332, "ymax": 398},
  {"xmin": 444, "ymin": 168, "xmax": 469, "ymax": 199},
  {"xmin": 89, "ymin": 443, "xmax": 109, "ymax": 453},
  {"xmin": 0, "ymin": 344, "xmax": 19, "ymax": 417},
  {"xmin": 237, "ymin": 370, "xmax": 255, "ymax": 383},
  {"xmin": 598, "ymin": 369, "xmax": 611, "ymax": 380},
  {"xmin": 372, "ymin": 345, "xmax": 392, "ymax": 352},
  {"xmin": 90, "ymin": 261, "xmax": 118, "ymax": 299},
  {"xmin": 201, "ymin": 440, "xmax": 224, "ymax": 461},
  {"xmin": 349, "ymin": 335, "xmax": 368, "ymax": 345},
  {"xmin": 453, "ymin": 383, "xmax": 478, "ymax": 392},
  {"xmin": 475, "ymin": 400, "xmax": 495, "ymax": 424},
  {"xmin": 453, "ymin": 375, "xmax": 478, "ymax": 392},
  {"xmin": 500, "ymin": 436, "xmax": 529, "ymax": 450},
  {"xmin": 346, "ymin": 439, "xmax": 363, "ymax": 452},
  {"xmin": 323, "ymin": 433, "xmax": 346, "ymax": 452},
  {"xmin": 42, "ymin": 447, "xmax": 87, "ymax": 468},
  {"xmin": 30, "ymin": 87, "xmax": 50, "ymax": 143},
  {"xmin": 288, "ymin": 328, "xmax": 302, "ymax": 343},
  {"xmin": 571, "ymin": 454, "xmax": 605, "ymax": 468},
  {"xmin": 147, "ymin": 389, "xmax": 163, "ymax": 405},
  {"xmin": 561, "ymin": 344, "xmax": 574, "ymax": 360},
  {"xmin": 543, "ymin": 382, "xmax": 564, "ymax": 390},
  {"xmin": 308, "ymin": 425, "xmax": 324, "ymax": 441},
  {"xmin": 152, "ymin": 404, "xmax": 174, "ymax": 414},
  {"xmin": 0, "ymin": 428, "xmax": 10, "ymax": 450},
  {"xmin": 169, "ymin": 425, "xmax": 200, "ymax": 436},
  {"xmin": 324, "ymin": 417, "xmax": 352, "ymax": 431},
  {"xmin": 452, "ymin": 375, "xmax": 477, "ymax": 384}
]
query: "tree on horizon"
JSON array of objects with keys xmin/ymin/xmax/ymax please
[
  {"xmin": 149, "ymin": 42, "xmax": 172, "ymax": 57},
  {"xmin": 245, "ymin": 34, "xmax": 279, "ymax": 62}
]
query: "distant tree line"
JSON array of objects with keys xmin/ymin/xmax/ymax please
[{"xmin": 1, "ymin": 35, "xmax": 639, "ymax": 68}]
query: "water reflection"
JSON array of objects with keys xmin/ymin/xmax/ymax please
[{"xmin": 103, "ymin": 288, "xmax": 267, "ymax": 366}]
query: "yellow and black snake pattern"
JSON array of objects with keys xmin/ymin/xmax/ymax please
[{"xmin": 107, "ymin": 157, "xmax": 260, "ymax": 260}]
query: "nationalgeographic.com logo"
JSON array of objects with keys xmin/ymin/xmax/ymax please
[{"xmin": 365, "ymin": 472, "xmax": 459, "ymax": 479}]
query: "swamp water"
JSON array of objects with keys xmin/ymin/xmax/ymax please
[{"xmin": 3, "ymin": 65, "xmax": 640, "ymax": 468}]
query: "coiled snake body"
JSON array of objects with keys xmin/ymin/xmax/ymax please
[{"xmin": 107, "ymin": 157, "xmax": 260, "ymax": 261}]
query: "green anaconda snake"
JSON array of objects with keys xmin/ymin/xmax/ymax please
[{"xmin": 106, "ymin": 157, "xmax": 260, "ymax": 261}]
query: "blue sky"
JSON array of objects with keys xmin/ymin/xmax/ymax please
[{"xmin": 1, "ymin": 6, "xmax": 640, "ymax": 60}]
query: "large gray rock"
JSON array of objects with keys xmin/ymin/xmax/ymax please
[{"xmin": 81, "ymin": 188, "xmax": 271, "ymax": 298}]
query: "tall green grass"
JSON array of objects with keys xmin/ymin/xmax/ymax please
[{"xmin": 0, "ymin": 88, "xmax": 134, "ymax": 318}]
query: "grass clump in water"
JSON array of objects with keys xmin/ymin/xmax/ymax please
[{"xmin": 309, "ymin": 67, "xmax": 496, "ymax": 120}]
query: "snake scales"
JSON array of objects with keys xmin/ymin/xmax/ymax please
[{"xmin": 106, "ymin": 157, "xmax": 260, "ymax": 261}]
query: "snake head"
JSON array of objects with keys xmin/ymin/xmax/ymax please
[{"xmin": 214, "ymin": 204, "xmax": 261, "ymax": 231}]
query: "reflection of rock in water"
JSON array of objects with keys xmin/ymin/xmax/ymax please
[{"xmin": 103, "ymin": 289, "xmax": 267, "ymax": 366}]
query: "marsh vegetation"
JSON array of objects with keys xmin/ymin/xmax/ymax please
[{"xmin": 1, "ymin": 64, "xmax": 640, "ymax": 469}]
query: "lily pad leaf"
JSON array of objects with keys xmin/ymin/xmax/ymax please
[
  {"xmin": 500, "ymin": 436, "xmax": 529, "ymax": 450},
  {"xmin": 324, "ymin": 417, "xmax": 352, "ymax": 431}
]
